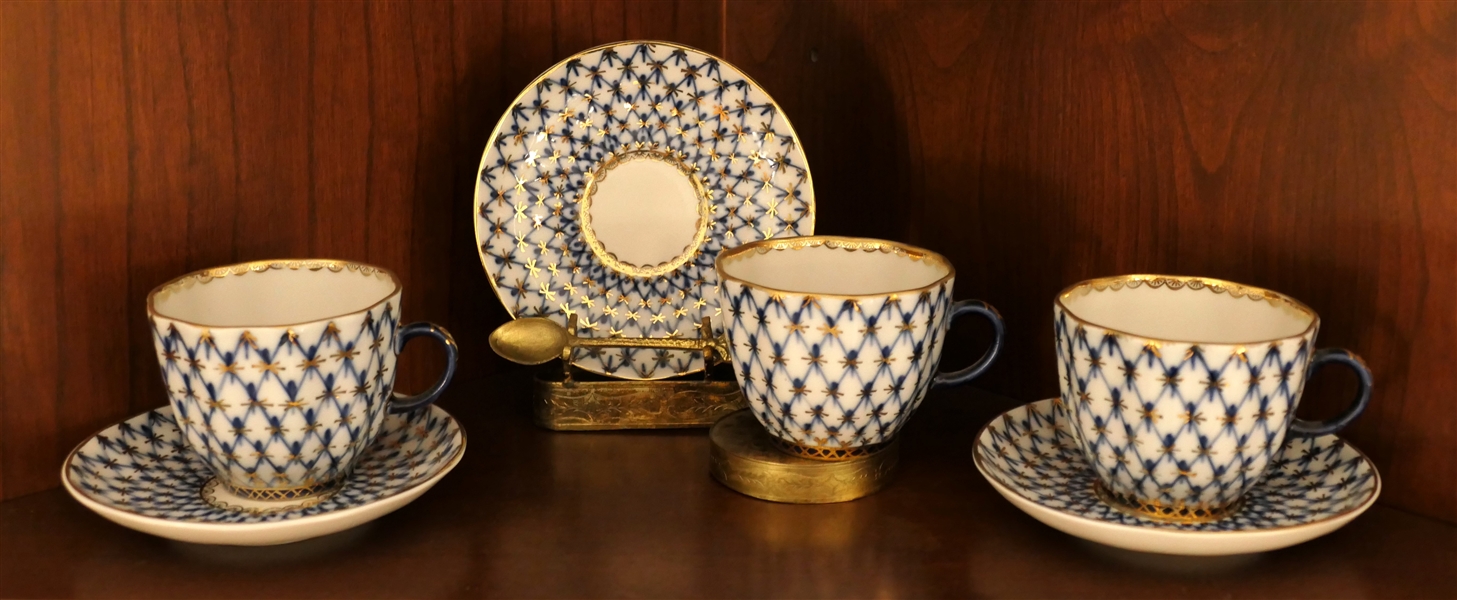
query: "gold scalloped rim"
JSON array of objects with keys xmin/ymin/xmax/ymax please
[
  {"xmin": 715, "ymin": 235, "xmax": 955, "ymax": 299},
  {"xmin": 146, "ymin": 258, "xmax": 403, "ymax": 329},
  {"xmin": 1055, "ymin": 274, "xmax": 1319, "ymax": 345}
]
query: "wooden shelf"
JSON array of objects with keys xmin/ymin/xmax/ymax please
[{"xmin": 2, "ymin": 377, "xmax": 1452, "ymax": 598}]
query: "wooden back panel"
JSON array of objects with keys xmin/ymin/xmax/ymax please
[{"xmin": 1, "ymin": 1, "xmax": 1451, "ymax": 522}]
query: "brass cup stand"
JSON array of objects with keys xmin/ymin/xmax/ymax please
[{"xmin": 709, "ymin": 410, "xmax": 899, "ymax": 503}]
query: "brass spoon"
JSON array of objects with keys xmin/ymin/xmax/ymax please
[{"xmin": 489, "ymin": 316, "xmax": 728, "ymax": 366}]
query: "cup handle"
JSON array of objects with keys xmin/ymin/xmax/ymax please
[
  {"xmin": 388, "ymin": 322, "xmax": 460, "ymax": 413},
  {"xmin": 1288, "ymin": 348, "xmax": 1372, "ymax": 436},
  {"xmin": 931, "ymin": 300, "xmax": 1005, "ymax": 389}
]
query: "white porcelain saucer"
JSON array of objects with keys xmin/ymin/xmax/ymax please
[
  {"xmin": 62, "ymin": 404, "xmax": 465, "ymax": 546},
  {"xmin": 475, "ymin": 40, "xmax": 816, "ymax": 381},
  {"xmin": 973, "ymin": 399, "xmax": 1379, "ymax": 556}
]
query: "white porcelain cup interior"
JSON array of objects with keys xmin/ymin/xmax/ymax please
[
  {"xmin": 1059, "ymin": 281, "xmax": 1314, "ymax": 344},
  {"xmin": 151, "ymin": 266, "xmax": 397, "ymax": 327},
  {"xmin": 717, "ymin": 242, "xmax": 949, "ymax": 295}
]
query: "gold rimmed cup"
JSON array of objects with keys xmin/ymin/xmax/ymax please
[
  {"xmin": 715, "ymin": 236, "xmax": 1005, "ymax": 461},
  {"xmin": 1053, "ymin": 274, "xmax": 1373, "ymax": 522},
  {"xmin": 147, "ymin": 259, "xmax": 458, "ymax": 503}
]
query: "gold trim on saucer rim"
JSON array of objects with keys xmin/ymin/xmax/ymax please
[
  {"xmin": 770, "ymin": 436, "xmax": 893, "ymax": 462},
  {"xmin": 1091, "ymin": 481, "xmax": 1246, "ymax": 525}
]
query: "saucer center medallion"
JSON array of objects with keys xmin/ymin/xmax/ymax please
[
  {"xmin": 580, "ymin": 150, "xmax": 711, "ymax": 277},
  {"xmin": 475, "ymin": 41, "xmax": 816, "ymax": 381}
]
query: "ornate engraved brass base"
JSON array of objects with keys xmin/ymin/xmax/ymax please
[
  {"xmin": 533, "ymin": 366, "xmax": 746, "ymax": 430},
  {"xmin": 709, "ymin": 410, "xmax": 899, "ymax": 504}
]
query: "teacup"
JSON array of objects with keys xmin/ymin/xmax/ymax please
[
  {"xmin": 1053, "ymin": 274, "xmax": 1372, "ymax": 522},
  {"xmin": 716, "ymin": 236, "xmax": 1004, "ymax": 460},
  {"xmin": 147, "ymin": 259, "xmax": 458, "ymax": 501}
]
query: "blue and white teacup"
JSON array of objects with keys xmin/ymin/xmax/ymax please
[
  {"xmin": 716, "ymin": 236, "xmax": 1004, "ymax": 460},
  {"xmin": 1054, "ymin": 274, "xmax": 1372, "ymax": 522},
  {"xmin": 148, "ymin": 260, "xmax": 458, "ymax": 502}
]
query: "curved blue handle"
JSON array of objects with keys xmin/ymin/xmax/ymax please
[
  {"xmin": 931, "ymin": 299, "xmax": 1005, "ymax": 389},
  {"xmin": 388, "ymin": 322, "xmax": 459, "ymax": 413},
  {"xmin": 1289, "ymin": 348, "xmax": 1372, "ymax": 436}
]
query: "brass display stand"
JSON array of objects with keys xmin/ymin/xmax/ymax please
[
  {"xmin": 708, "ymin": 410, "xmax": 900, "ymax": 504},
  {"xmin": 494, "ymin": 315, "xmax": 745, "ymax": 430},
  {"xmin": 533, "ymin": 366, "xmax": 745, "ymax": 430}
]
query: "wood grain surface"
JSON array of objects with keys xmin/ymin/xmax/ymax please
[
  {"xmin": 724, "ymin": 0, "xmax": 1456, "ymax": 523},
  {"xmin": 0, "ymin": 1, "xmax": 1453, "ymax": 526}
]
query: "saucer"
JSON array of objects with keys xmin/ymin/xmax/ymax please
[
  {"xmin": 475, "ymin": 40, "xmax": 815, "ymax": 381},
  {"xmin": 62, "ymin": 403, "xmax": 465, "ymax": 546},
  {"xmin": 973, "ymin": 399, "xmax": 1379, "ymax": 556}
]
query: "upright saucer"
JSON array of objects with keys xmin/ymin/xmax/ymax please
[
  {"xmin": 973, "ymin": 399, "xmax": 1379, "ymax": 556},
  {"xmin": 475, "ymin": 40, "xmax": 816, "ymax": 381},
  {"xmin": 62, "ymin": 404, "xmax": 465, "ymax": 546}
]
